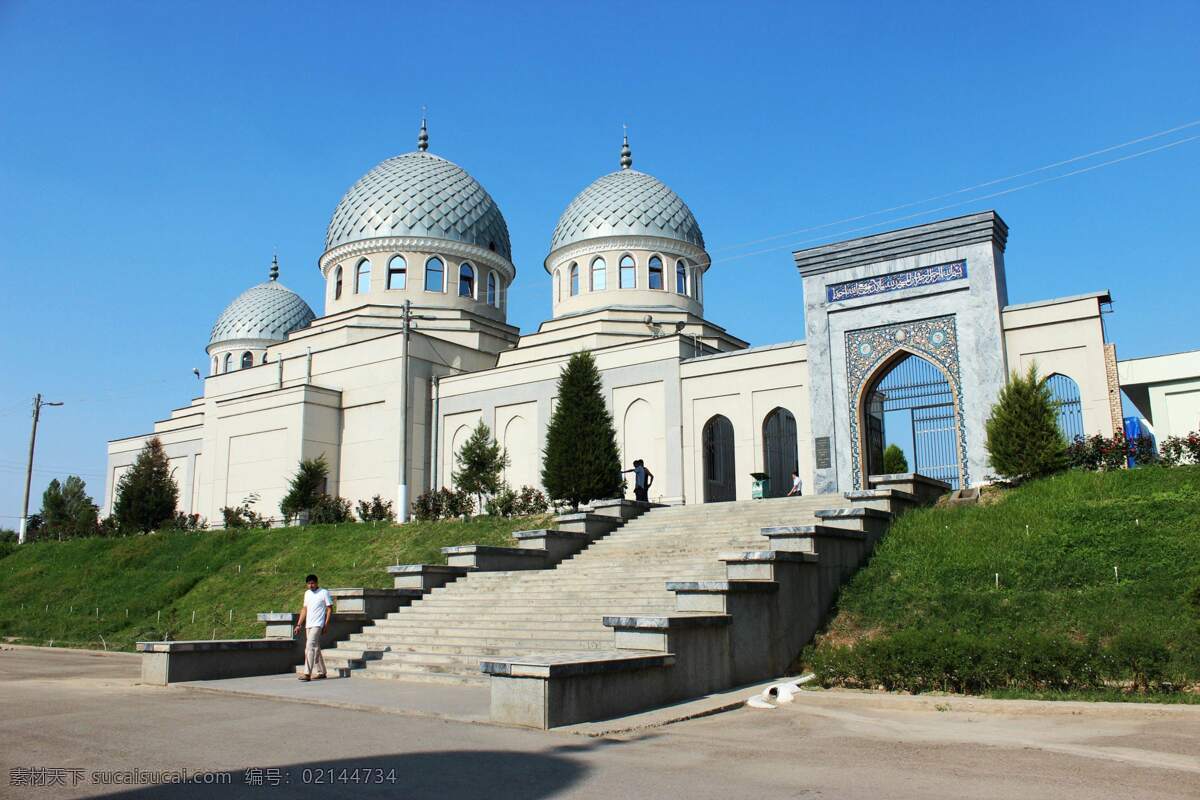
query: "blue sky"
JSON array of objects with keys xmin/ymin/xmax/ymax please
[{"xmin": 1, "ymin": 1, "xmax": 1197, "ymax": 524}]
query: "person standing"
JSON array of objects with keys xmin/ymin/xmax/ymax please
[
  {"xmin": 786, "ymin": 470, "xmax": 803, "ymax": 496},
  {"xmin": 293, "ymin": 573, "xmax": 333, "ymax": 681},
  {"xmin": 623, "ymin": 459, "xmax": 654, "ymax": 502}
]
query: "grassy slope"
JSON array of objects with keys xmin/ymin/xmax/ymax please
[
  {"xmin": 0, "ymin": 515, "xmax": 549, "ymax": 650},
  {"xmin": 806, "ymin": 466, "xmax": 1200, "ymax": 699}
]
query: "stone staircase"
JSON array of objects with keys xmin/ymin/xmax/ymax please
[{"xmin": 321, "ymin": 494, "xmax": 854, "ymax": 686}]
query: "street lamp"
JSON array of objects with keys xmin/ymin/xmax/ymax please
[{"xmin": 18, "ymin": 394, "xmax": 64, "ymax": 544}]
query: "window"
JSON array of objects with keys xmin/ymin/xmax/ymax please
[
  {"xmin": 212, "ymin": 357, "xmax": 218, "ymax": 375},
  {"xmin": 355, "ymin": 259, "xmax": 370, "ymax": 294},
  {"xmin": 619, "ymin": 255, "xmax": 636, "ymax": 288},
  {"xmin": 694, "ymin": 268, "xmax": 703, "ymax": 302},
  {"xmin": 459, "ymin": 263, "xmax": 476, "ymax": 298},
  {"xmin": 554, "ymin": 269, "xmax": 561, "ymax": 301},
  {"xmin": 591, "ymin": 257, "xmax": 606, "ymax": 291},
  {"xmin": 425, "ymin": 256, "xmax": 444, "ymax": 292},
  {"xmin": 569, "ymin": 263, "xmax": 579, "ymax": 296},
  {"xmin": 487, "ymin": 271, "xmax": 497, "ymax": 306},
  {"xmin": 261, "ymin": 353, "xmax": 268, "ymax": 365},
  {"xmin": 333, "ymin": 265, "xmax": 343, "ymax": 300},
  {"xmin": 240, "ymin": 351, "xmax": 253, "ymax": 369},
  {"xmin": 222, "ymin": 353, "xmax": 232, "ymax": 373},
  {"xmin": 648, "ymin": 256, "xmax": 664, "ymax": 290},
  {"xmin": 387, "ymin": 255, "xmax": 407, "ymax": 290},
  {"xmin": 676, "ymin": 260, "xmax": 687, "ymax": 294}
]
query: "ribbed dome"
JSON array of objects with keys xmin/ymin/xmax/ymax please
[
  {"xmin": 550, "ymin": 168, "xmax": 704, "ymax": 253},
  {"xmin": 325, "ymin": 150, "xmax": 512, "ymax": 259},
  {"xmin": 209, "ymin": 278, "xmax": 315, "ymax": 347}
]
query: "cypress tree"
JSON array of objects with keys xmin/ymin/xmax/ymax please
[
  {"xmin": 112, "ymin": 438, "xmax": 179, "ymax": 532},
  {"xmin": 40, "ymin": 476, "xmax": 99, "ymax": 539},
  {"xmin": 985, "ymin": 364, "xmax": 1068, "ymax": 481},
  {"xmin": 882, "ymin": 444, "xmax": 909, "ymax": 474},
  {"xmin": 280, "ymin": 455, "xmax": 329, "ymax": 523},
  {"xmin": 541, "ymin": 351, "xmax": 623, "ymax": 509},
  {"xmin": 453, "ymin": 421, "xmax": 508, "ymax": 512}
]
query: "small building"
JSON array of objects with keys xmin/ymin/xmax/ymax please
[
  {"xmin": 104, "ymin": 125, "xmax": 1159, "ymax": 520},
  {"xmin": 1118, "ymin": 349, "xmax": 1200, "ymax": 441}
]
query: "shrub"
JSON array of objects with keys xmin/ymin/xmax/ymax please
[
  {"xmin": 485, "ymin": 484, "xmax": 518, "ymax": 517},
  {"xmin": 412, "ymin": 488, "xmax": 475, "ymax": 521},
  {"xmin": 0, "ymin": 529, "xmax": 17, "ymax": 544},
  {"xmin": 514, "ymin": 486, "xmax": 549, "ymax": 516},
  {"xmin": 542, "ymin": 351, "xmax": 624, "ymax": 509},
  {"xmin": 441, "ymin": 487, "xmax": 475, "ymax": 518},
  {"xmin": 280, "ymin": 456, "xmax": 329, "ymax": 523},
  {"xmin": 112, "ymin": 438, "xmax": 180, "ymax": 533},
  {"xmin": 163, "ymin": 512, "xmax": 206, "ymax": 532},
  {"xmin": 309, "ymin": 495, "xmax": 352, "ymax": 525},
  {"xmin": 882, "ymin": 444, "xmax": 909, "ymax": 474},
  {"xmin": 1066, "ymin": 431, "xmax": 1157, "ymax": 471},
  {"xmin": 985, "ymin": 365, "xmax": 1068, "ymax": 482},
  {"xmin": 356, "ymin": 495, "xmax": 395, "ymax": 523},
  {"xmin": 221, "ymin": 495, "xmax": 270, "ymax": 529},
  {"xmin": 413, "ymin": 489, "xmax": 444, "ymax": 522},
  {"xmin": 1159, "ymin": 432, "xmax": 1200, "ymax": 467},
  {"xmin": 453, "ymin": 421, "xmax": 508, "ymax": 512}
]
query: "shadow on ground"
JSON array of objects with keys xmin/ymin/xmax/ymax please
[{"xmin": 93, "ymin": 741, "xmax": 631, "ymax": 799}]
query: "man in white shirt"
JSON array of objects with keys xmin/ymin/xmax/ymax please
[
  {"xmin": 786, "ymin": 471, "xmax": 803, "ymax": 497},
  {"xmin": 293, "ymin": 573, "xmax": 333, "ymax": 681}
]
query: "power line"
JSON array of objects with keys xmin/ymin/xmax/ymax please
[{"xmin": 709, "ymin": 118, "xmax": 1200, "ymax": 257}]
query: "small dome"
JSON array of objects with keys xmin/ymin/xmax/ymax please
[
  {"xmin": 549, "ymin": 140, "xmax": 704, "ymax": 254},
  {"xmin": 209, "ymin": 264, "xmax": 315, "ymax": 347},
  {"xmin": 325, "ymin": 140, "xmax": 511, "ymax": 259}
]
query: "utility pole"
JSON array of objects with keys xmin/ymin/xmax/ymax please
[
  {"xmin": 397, "ymin": 300, "xmax": 433, "ymax": 523},
  {"xmin": 19, "ymin": 393, "xmax": 64, "ymax": 544}
]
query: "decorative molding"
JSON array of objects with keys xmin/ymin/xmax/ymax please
[
  {"xmin": 319, "ymin": 236, "xmax": 516, "ymax": 280},
  {"xmin": 827, "ymin": 260, "xmax": 967, "ymax": 303},
  {"xmin": 545, "ymin": 235, "xmax": 710, "ymax": 274},
  {"xmin": 845, "ymin": 315, "xmax": 969, "ymax": 490}
]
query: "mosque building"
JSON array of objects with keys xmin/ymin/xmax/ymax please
[{"xmin": 103, "ymin": 122, "xmax": 1186, "ymax": 521}]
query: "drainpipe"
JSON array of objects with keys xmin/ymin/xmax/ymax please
[
  {"xmin": 305, "ymin": 348, "xmax": 313, "ymax": 384},
  {"xmin": 276, "ymin": 354, "xmax": 283, "ymax": 389},
  {"xmin": 431, "ymin": 374, "xmax": 441, "ymax": 490}
]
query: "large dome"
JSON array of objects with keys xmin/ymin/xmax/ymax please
[
  {"xmin": 209, "ymin": 264, "xmax": 315, "ymax": 347},
  {"xmin": 325, "ymin": 136, "xmax": 511, "ymax": 259},
  {"xmin": 549, "ymin": 140, "xmax": 704, "ymax": 254}
]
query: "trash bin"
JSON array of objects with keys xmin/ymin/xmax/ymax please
[{"xmin": 750, "ymin": 472, "xmax": 770, "ymax": 500}]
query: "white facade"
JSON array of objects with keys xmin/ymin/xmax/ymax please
[{"xmin": 106, "ymin": 130, "xmax": 1149, "ymax": 522}]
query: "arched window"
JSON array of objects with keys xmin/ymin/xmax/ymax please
[
  {"xmin": 333, "ymin": 265, "xmax": 343, "ymax": 300},
  {"xmin": 261, "ymin": 353, "xmax": 268, "ymax": 365},
  {"xmin": 591, "ymin": 257, "xmax": 607, "ymax": 291},
  {"xmin": 648, "ymin": 256, "xmax": 664, "ymax": 290},
  {"xmin": 676, "ymin": 260, "xmax": 687, "ymax": 294},
  {"xmin": 1046, "ymin": 373, "xmax": 1084, "ymax": 441},
  {"xmin": 620, "ymin": 255, "xmax": 636, "ymax": 288},
  {"xmin": 212, "ymin": 357, "xmax": 218, "ymax": 375},
  {"xmin": 569, "ymin": 263, "xmax": 580, "ymax": 296},
  {"xmin": 240, "ymin": 351, "xmax": 253, "ymax": 369},
  {"xmin": 222, "ymin": 353, "xmax": 232, "ymax": 373},
  {"xmin": 355, "ymin": 259, "xmax": 370, "ymax": 294},
  {"xmin": 459, "ymin": 263, "xmax": 476, "ymax": 298},
  {"xmin": 387, "ymin": 255, "xmax": 407, "ymax": 290},
  {"xmin": 487, "ymin": 271, "xmax": 497, "ymax": 306},
  {"xmin": 425, "ymin": 257, "xmax": 444, "ymax": 292}
]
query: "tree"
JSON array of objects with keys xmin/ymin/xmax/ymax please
[
  {"xmin": 112, "ymin": 438, "xmax": 179, "ymax": 532},
  {"xmin": 453, "ymin": 421, "xmax": 508, "ymax": 512},
  {"xmin": 541, "ymin": 351, "xmax": 623, "ymax": 509},
  {"xmin": 985, "ymin": 364, "xmax": 1068, "ymax": 482},
  {"xmin": 40, "ymin": 476, "xmax": 99, "ymax": 539},
  {"xmin": 882, "ymin": 444, "xmax": 909, "ymax": 474},
  {"xmin": 280, "ymin": 456, "xmax": 329, "ymax": 523}
]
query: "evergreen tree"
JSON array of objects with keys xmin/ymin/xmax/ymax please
[
  {"xmin": 112, "ymin": 438, "xmax": 179, "ymax": 532},
  {"xmin": 541, "ymin": 351, "xmax": 623, "ymax": 509},
  {"xmin": 40, "ymin": 476, "xmax": 99, "ymax": 539},
  {"xmin": 453, "ymin": 421, "xmax": 508, "ymax": 512},
  {"xmin": 280, "ymin": 456, "xmax": 329, "ymax": 523},
  {"xmin": 985, "ymin": 364, "xmax": 1068, "ymax": 482},
  {"xmin": 882, "ymin": 444, "xmax": 909, "ymax": 474}
]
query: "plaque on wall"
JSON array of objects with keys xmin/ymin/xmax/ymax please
[{"xmin": 814, "ymin": 437, "xmax": 832, "ymax": 470}]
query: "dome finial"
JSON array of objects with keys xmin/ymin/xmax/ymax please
[
  {"xmin": 620, "ymin": 124, "xmax": 632, "ymax": 169},
  {"xmin": 269, "ymin": 252, "xmax": 279, "ymax": 281},
  {"xmin": 418, "ymin": 108, "xmax": 429, "ymax": 152}
]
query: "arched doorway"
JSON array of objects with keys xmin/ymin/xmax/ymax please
[
  {"xmin": 860, "ymin": 352, "xmax": 961, "ymax": 489},
  {"xmin": 761, "ymin": 407, "xmax": 798, "ymax": 497},
  {"xmin": 1046, "ymin": 373, "xmax": 1083, "ymax": 441},
  {"xmin": 702, "ymin": 414, "xmax": 736, "ymax": 502}
]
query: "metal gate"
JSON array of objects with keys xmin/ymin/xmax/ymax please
[
  {"xmin": 703, "ymin": 414, "xmax": 736, "ymax": 502},
  {"xmin": 1046, "ymin": 373, "xmax": 1084, "ymax": 441},
  {"xmin": 866, "ymin": 354, "xmax": 960, "ymax": 489},
  {"xmin": 762, "ymin": 407, "xmax": 798, "ymax": 497}
]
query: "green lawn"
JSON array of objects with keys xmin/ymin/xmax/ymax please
[
  {"xmin": 0, "ymin": 515, "xmax": 549, "ymax": 650},
  {"xmin": 804, "ymin": 466, "xmax": 1200, "ymax": 700}
]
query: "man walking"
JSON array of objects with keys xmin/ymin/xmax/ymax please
[
  {"xmin": 293, "ymin": 573, "xmax": 333, "ymax": 681},
  {"xmin": 623, "ymin": 459, "xmax": 654, "ymax": 503}
]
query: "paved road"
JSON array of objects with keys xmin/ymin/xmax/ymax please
[{"xmin": 2, "ymin": 645, "xmax": 1198, "ymax": 799}]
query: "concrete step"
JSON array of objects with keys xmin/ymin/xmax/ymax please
[{"xmin": 354, "ymin": 666, "xmax": 489, "ymax": 687}]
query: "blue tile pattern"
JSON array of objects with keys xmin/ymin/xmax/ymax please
[
  {"xmin": 550, "ymin": 169, "xmax": 704, "ymax": 252},
  {"xmin": 210, "ymin": 280, "xmax": 316, "ymax": 346}
]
